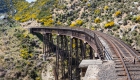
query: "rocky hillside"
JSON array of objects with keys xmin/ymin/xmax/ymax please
[
  {"xmin": 0, "ymin": 18, "xmax": 45, "ymax": 79},
  {"xmin": 12, "ymin": 0, "xmax": 140, "ymax": 49}
]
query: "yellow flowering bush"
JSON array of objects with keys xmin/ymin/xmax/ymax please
[
  {"xmin": 14, "ymin": 17, "xmax": 20, "ymax": 21},
  {"xmin": 76, "ymin": 19, "xmax": 83, "ymax": 26},
  {"xmin": 57, "ymin": 21, "xmax": 62, "ymax": 25},
  {"xmin": 105, "ymin": 21, "xmax": 114, "ymax": 28},
  {"xmin": 37, "ymin": 15, "xmax": 54, "ymax": 26},
  {"xmin": 87, "ymin": 3, "xmax": 91, "ymax": 7},
  {"xmin": 23, "ymin": 31, "xmax": 28, "ymax": 38},
  {"xmin": 44, "ymin": 19, "xmax": 54, "ymax": 26},
  {"xmin": 115, "ymin": 11, "xmax": 121, "ymax": 17},
  {"xmin": 94, "ymin": 9, "xmax": 100, "ymax": 15},
  {"xmin": 20, "ymin": 48, "xmax": 32, "ymax": 59},
  {"xmin": 94, "ymin": 18, "xmax": 101, "ymax": 23},
  {"xmin": 136, "ymin": 15, "xmax": 140, "ymax": 22},
  {"xmin": 70, "ymin": 22, "xmax": 76, "ymax": 27},
  {"xmin": 13, "ymin": 0, "xmax": 55, "ymax": 23},
  {"xmin": 104, "ymin": 6, "xmax": 108, "ymax": 10},
  {"xmin": 91, "ymin": 27, "xmax": 95, "ymax": 30},
  {"xmin": 31, "ymin": 13, "xmax": 37, "ymax": 19},
  {"xmin": 70, "ymin": 19, "xmax": 83, "ymax": 27},
  {"xmin": 36, "ymin": 77, "xmax": 41, "ymax": 80}
]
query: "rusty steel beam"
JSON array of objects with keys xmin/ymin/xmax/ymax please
[
  {"xmin": 89, "ymin": 46, "xmax": 93, "ymax": 59},
  {"xmin": 46, "ymin": 33, "xmax": 49, "ymax": 57},
  {"xmin": 43, "ymin": 33, "xmax": 47, "ymax": 61},
  {"xmin": 80, "ymin": 40, "xmax": 84, "ymax": 59},
  {"xmin": 63, "ymin": 35, "xmax": 67, "ymax": 79},
  {"xmin": 83, "ymin": 42, "xmax": 86, "ymax": 59},
  {"xmin": 47, "ymin": 33, "xmax": 50, "ymax": 57},
  {"xmin": 60, "ymin": 35, "xmax": 65, "ymax": 79},
  {"xmin": 75, "ymin": 38, "xmax": 79, "ymax": 79},
  {"xmin": 64, "ymin": 35, "xmax": 69, "ymax": 79},
  {"xmin": 49, "ymin": 33, "xmax": 53, "ymax": 55},
  {"xmin": 56, "ymin": 35, "xmax": 59, "ymax": 80},
  {"xmin": 69, "ymin": 37, "xmax": 73, "ymax": 80}
]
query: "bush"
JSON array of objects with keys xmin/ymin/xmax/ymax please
[
  {"xmin": 105, "ymin": 21, "xmax": 114, "ymax": 28},
  {"xmin": 134, "ymin": 15, "xmax": 140, "ymax": 23},
  {"xmin": 76, "ymin": 19, "xmax": 83, "ymax": 26},
  {"xmin": 104, "ymin": 6, "xmax": 108, "ymax": 10},
  {"xmin": 70, "ymin": 19, "xmax": 84, "ymax": 27},
  {"xmin": 20, "ymin": 48, "xmax": 33, "ymax": 59},
  {"xmin": 94, "ymin": 9, "xmax": 100, "ymax": 15},
  {"xmin": 114, "ymin": 11, "xmax": 121, "ymax": 17},
  {"xmin": 94, "ymin": 18, "xmax": 101, "ymax": 23},
  {"xmin": 90, "ymin": 26, "xmax": 95, "ymax": 30},
  {"xmin": 70, "ymin": 22, "xmax": 76, "ymax": 27}
]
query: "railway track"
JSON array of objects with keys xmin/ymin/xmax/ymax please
[{"xmin": 95, "ymin": 31, "xmax": 140, "ymax": 80}]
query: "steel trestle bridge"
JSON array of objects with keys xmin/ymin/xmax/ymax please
[{"xmin": 30, "ymin": 27, "xmax": 140, "ymax": 80}]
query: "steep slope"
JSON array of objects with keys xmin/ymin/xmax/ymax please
[
  {"xmin": 0, "ymin": 19, "xmax": 44, "ymax": 80},
  {"xmin": 12, "ymin": 0, "xmax": 140, "ymax": 49}
]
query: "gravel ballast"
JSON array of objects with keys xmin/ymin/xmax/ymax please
[{"xmin": 84, "ymin": 60, "xmax": 117, "ymax": 80}]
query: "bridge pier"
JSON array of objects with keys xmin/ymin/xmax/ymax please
[
  {"xmin": 89, "ymin": 46, "xmax": 93, "ymax": 59},
  {"xmin": 60, "ymin": 35, "xmax": 64, "ymax": 79},
  {"xmin": 42, "ymin": 33, "xmax": 99, "ymax": 80},
  {"xmin": 43, "ymin": 33, "xmax": 47, "ymax": 61},
  {"xmin": 55, "ymin": 34, "xmax": 60, "ymax": 80},
  {"xmin": 75, "ymin": 38, "xmax": 80, "ymax": 79},
  {"xmin": 69, "ymin": 37, "xmax": 73, "ymax": 80},
  {"xmin": 43, "ymin": 33, "xmax": 52, "ymax": 61},
  {"xmin": 46, "ymin": 33, "xmax": 50, "ymax": 57}
]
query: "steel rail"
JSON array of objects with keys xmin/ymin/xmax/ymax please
[
  {"xmin": 94, "ymin": 31, "xmax": 131, "ymax": 80},
  {"xmin": 107, "ymin": 35, "xmax": 134, "ymax": 62},
  {"xmin": 110, "ymin": 39, "xmax": 132, "ymax": 80},
  {"xmin": 113, "ymin": 37, "xmax": 140, "ymax": 61}
]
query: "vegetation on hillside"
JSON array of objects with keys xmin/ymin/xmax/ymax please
[
  {"xmin": 11, "ymin": 0, "xmax": 140, "ymax": 48},
  {"xmin": 0, "ymin": 20, "xmax": 44, "ymax": 79}
]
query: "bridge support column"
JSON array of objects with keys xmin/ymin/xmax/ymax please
[
  {"xmin": 43, "ymin": 34, "xmax": 47, "ymax": 61},
  {"xmin": 89, "ymin": 46, "xmax": 93, "ymax": 59},
  {"xmin": 75, "ymin": 38, "xmax": 80, "ymax": 79},
  {"xmin": 60, "ymin": 35, "xmax": 65, "ymax": 79},
  {"xmin": 80, "ymin": 40, "xmax": 86, "ymax": 59},
  {"xmin": 49, "ymin": 34, "xmax": 53, "ymax": 54},
  {"xmin": 46, "ymin": 34, "xmax": 50, "ymax": 57},
  {"xmin": 69, "ymin": 37, "xmax": 73, "ymax": 80},
  {"xmin": 46, "ymin": 33, "xmax": 49, "ymax": 58},
  {"xmin": 83, "ymin": 41, "xmax": 86, "ymax": 59},
  {"xmin": 80, "ymin": 40, "xmax": 83, "ymax": 59},
  {"xmin": 64, "ymin": 35, "xmax": 68, "ymax": 79},
  {"xmin": 56, "ymin": 34, "xmax": 60, "ymax": 80},
  {"xmin": 47, "ymin": 33, "xmax": 53, "ymax": 56}
]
